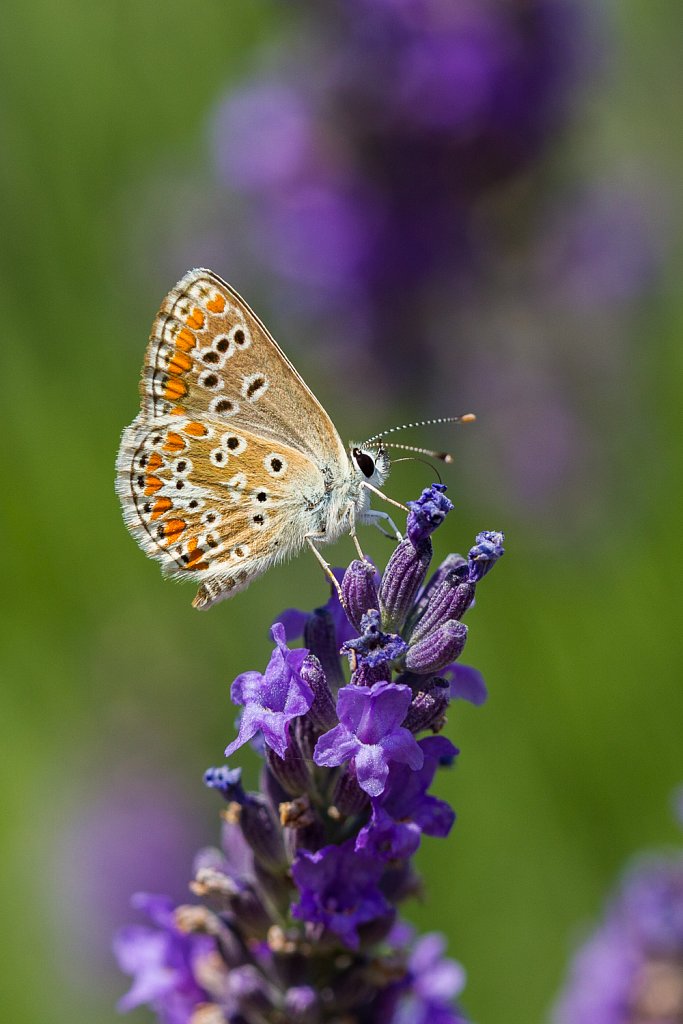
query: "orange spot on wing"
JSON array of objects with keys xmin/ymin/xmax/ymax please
[
  {"xmin": 151, "ymin": 496, "xmax": 173, "ymax": 520},
  {"xmin": 206, "ymin": 293, "xmax": 226, "ymax": 314},
  {"xmin": 163, "ymin": 378, "xmax": 188, "ymax": 400},
  {"xmin": 175, "ymin": 328, "xmax": 196, "ymax": 353},
  {"xmin": 184, "ymin": 539, "xmax": 207, "ymax": 567},
  {"xmin": 144, "ymin": 475, "xmax": 163, "ymax": 495},
  {"xmin": 162, "ymin": 432, "xmax": 186, "ymax": 453},
  {"xmin": 146, "ymin": 451, "xmax": 163, "ymax": 471},
  {"xmin": 185, "ymin": 548, "xmax": 205, "ymax": 566},
  {"xmin": 170, "ymin": 406, "xmax": 185, "ymax": 416},
  {"xmin": 186, "ymin": 307, "xmax": 205, "ymax": 330},
  {"xmin": 183, "ymin": 421, "xmax": 208, "ymax": 437},
  {"xmin": 167, "ymin": 352, "xmax": 192, "ymax": 376},
  {"xmin": 162, "ymin": 518, "xmax": 187, "ymax": 541}
]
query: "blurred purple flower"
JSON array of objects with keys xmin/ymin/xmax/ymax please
[
  {"xmin": 553, "ymin": 851, "xmax": 683, "ymax": 1023},
  {"xmin": 114, "ymin": 894, "xmax": 215, "ymax": 1024}
]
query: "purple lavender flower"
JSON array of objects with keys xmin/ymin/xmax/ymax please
[
  {"xmin": 114, "ymin": 894, "xmax": 216, "ymax": 1024},
  {"xmin": 553, "ymin": 803, "xmax": 683, "ymax": 1024},
  {"xmin": 116, "ymin": 485, "xmax": 502, "ymax": 1023},
  {"xmin": 388, "ymin": 932, "xmax": 469, "ymax": 1024},
  {"xmin": 314, "ymin": 680, "xmax": 423, "ymax": 797},
  {"xmin": 406, "ymin": 483, "xmax": 455, "ymax": 548},
  {"xmin": 225, "ymin": 622, "xmax": 314, "ymax": 759},
  {"xmin": 357, "ymin": 737, "xmax": 458, "ymax": 861},
  {"xmin": 291, "ymin": 841, "xmax": 390, "ymax": 948}
]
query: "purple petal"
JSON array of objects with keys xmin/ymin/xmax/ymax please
[
  {"xmin": 230, "ymin": 670, "xmax": 263, "ymax": 706},
  {"xmin": 444, "ymin": 663, "xmax": 488, "ymax": 705},
  {"xmin": 354, "ymin": 744, "xmax": 391, "ymax": 797},
  {"xmin": 274, "ymin": 608, "xmax": 309, "ymax": 642},
  {"xmin": 313, "ymin": 725, "xmax": 360, "ymax": 768},
  {"xmin": 380, "ymin": 728, "xmax": 425, "ymax": 771}
]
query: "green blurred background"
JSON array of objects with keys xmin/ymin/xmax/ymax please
[{"xmin": 1, "ymin": 2, "xmax": 682, "ymax": 1022}]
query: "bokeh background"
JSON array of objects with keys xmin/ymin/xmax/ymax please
[{"xmin": 1, "ymin": 2, "xmax": 682, "ymax": 1022}]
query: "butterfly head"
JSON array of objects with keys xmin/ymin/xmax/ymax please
[{"xmin": 351, "ymin": 442, "xmax": 390, "ymax": 488}]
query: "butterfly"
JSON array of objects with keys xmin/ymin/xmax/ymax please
[{"xmin": 116, "ymin": 269, "xmax": 410, "ymax": 609}]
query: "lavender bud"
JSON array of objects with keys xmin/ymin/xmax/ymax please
[
  {"xmin": 406, "ymin": 620, "xmax": 468, "ymax": 675},
  {"xmin": 304, "ymin": 608, "xmax": 345, "ymax": 689},
  {"xmin": 379, "ymin": 538, "xmax": 432, "ymax": 632},
  {"xmin": 294, "ymin": 714, "xmax": 319, "ymax": 761},
  {"xmin": 266, "ymin": 742, "xmax": 310, "ymax": 798},
  {"xmin": 254, "ymin": 859, "xmax": 294, "ymax": 919},
  {"xmin": 226, "ymin": 793, "xmax": 288, "ymax": 874},
  {"xmin": 300, "ymin": 654, "xmax": 337, "ymax": 731},
  {"xmin": 331, "ymin": 767, "xmax": 370, "ymax": 817},
  {"xmin": 410, "ymin": 553, "xmax": 467, "ymax": 625},
  {"xmin": 403, "ymin": 677, "xmax": 450, "ymax": 733},
  {"xmin": 341, "ymin": 559, "xmax": 380, "ymax": 632},
  {"xmin": 191, "ymin": 870, "xmax": 271, "ymax": 940},
  {"xmin": 409, "ymin": 572, "xmax": 475, "ymax": 645}
]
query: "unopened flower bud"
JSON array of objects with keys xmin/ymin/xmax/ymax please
[
  {"xmin": 406, "ymin": 620, "xmax": 468, "ymax": 675},
  {"xmin": 341, "ymin": 559, "xmax": 380, "ymax": 632},
  {"xmin": 379, "ymin": 538, "xmax": 432, "ymax": 632},
  {"xmin": 300, "ymin": 654, "xmax": 337, "ymax": 731},
  {"xmin": 403, "ymin": 676, "xmax": 450, "ymax": 733},
  {"xmin": 266, "ymin": 741, "xmax": 310, "ymax": 798},
  {"xmin": 410, "ymin": 572, "xmax": 475, "ymax": 644},
  {"xmin": 304, "ymin": 608, "xmax": 345, "ymax": 689}
]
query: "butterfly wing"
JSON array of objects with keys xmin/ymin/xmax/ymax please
[
  {"xmin": 140, "ymin": 268, "xmax": 348, "ymax": 468},
  {"xmin": 116, "ymin": 415, "xmax": 330, "ymax": 608}
]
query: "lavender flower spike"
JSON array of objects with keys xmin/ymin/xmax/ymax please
[
  {"xmin": 225, "ymin": 622, "xmax": 313, "ymax": 759},
  {"xmin": 115, "ymin": 485, "xmax": 504, "ymax": 1024},
  {"xmin": 314, "ymin": 681, "xmax": 423, "ymax": 797}
]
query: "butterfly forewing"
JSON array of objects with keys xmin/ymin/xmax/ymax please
[{"xmin": 142, "ymin": 269, "xmax": 347, "ymax": 468}]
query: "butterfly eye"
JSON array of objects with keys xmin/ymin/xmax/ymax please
[{"xmin": 353, "ymin": 447, "xmax": 375, "ymax": 479}]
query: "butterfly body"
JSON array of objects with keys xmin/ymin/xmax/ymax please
[{"xmin": 116, "ymin": 270, "xmax": 392, "ymax": 609}]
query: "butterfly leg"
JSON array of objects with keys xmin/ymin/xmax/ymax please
[
  {"xmin": 306, "ymin": 534, "xmax": 344, "ymax": 599},
  {"xmin": 362, "ymin": 508, "xmax": 403, "ymax": 542},
  {"xmin": 361, "ymin": 481, "xmax": 409, "ymax": 514}
]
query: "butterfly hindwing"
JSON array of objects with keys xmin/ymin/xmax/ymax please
[{"xmin": 116, "ymin": 413, "xmax": 328, "ymax": 602}]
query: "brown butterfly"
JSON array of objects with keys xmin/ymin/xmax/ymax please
[{"xmin": 115, "ymin": 269, "xmax": 413, "ymax": 609}]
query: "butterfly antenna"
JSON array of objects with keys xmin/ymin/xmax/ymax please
[
  {"xmin": 383, "ymin": 442, "xmax": 454, "ymax": 464},
  {"xmin": 392, "ymin": 456, "xmax": 444, "ymax": 485},
  {"xmin": 363, "ymin": 413, "xmax": 476, "ymax": 448}
]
